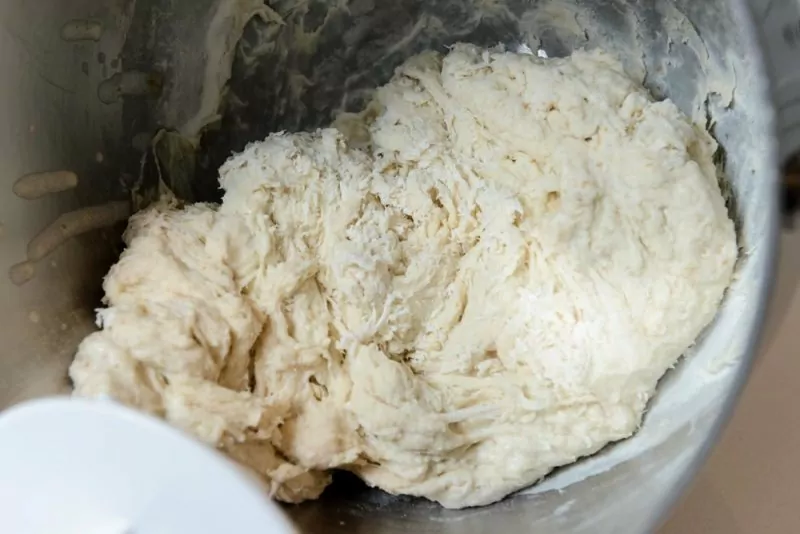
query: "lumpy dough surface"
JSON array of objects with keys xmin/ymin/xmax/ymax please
[{"xmin": 70, "ymin": 44, "xmax": 737, "ymax": 509}]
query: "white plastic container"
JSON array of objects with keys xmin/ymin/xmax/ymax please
[{"xmin": 0, "ymin": 398, "xmax": 296, "ymax": 534}]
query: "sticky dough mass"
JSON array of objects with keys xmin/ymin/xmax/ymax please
[{"xmin": 70, "ymin": 44, "xmax": 737, "ymax": 509}]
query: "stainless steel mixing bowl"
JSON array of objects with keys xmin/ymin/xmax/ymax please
[{"xmin": 1, "ymin": 0, "xmax": 798, "ymax": 532}]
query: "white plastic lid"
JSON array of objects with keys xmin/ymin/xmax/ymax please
[{"xmin": 0, "ymin": 397, "xmax": 297, "ymax": 534}]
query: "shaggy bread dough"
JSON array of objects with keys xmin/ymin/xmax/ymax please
[{"xmin": 70, "ymin": 44, "xmax": 737, "ymax": 508}]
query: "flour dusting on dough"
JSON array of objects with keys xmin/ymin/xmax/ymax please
[{"xmin": 70, "ymin": 44, "xmax": 737, "ymax": 509}]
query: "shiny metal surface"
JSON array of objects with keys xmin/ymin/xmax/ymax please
[{"xmin": 0, "ymin": 0, "xmax": 793, "ymax": 532}]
